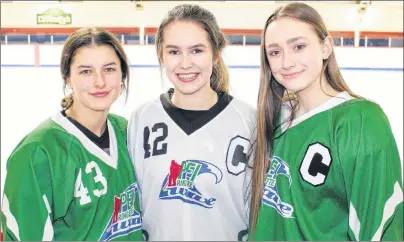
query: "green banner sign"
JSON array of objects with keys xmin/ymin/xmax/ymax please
[{"xmin": 37, "ymin": 8, "xmax": 72, "ymax": 25}]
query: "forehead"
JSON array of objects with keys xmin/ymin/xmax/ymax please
[
  {"xmin": 72, "ymin": 45, "xmax": 119, "ymax": 65},
  {"xmin": 163, "ymin": 20, "xmax": 211, "ymax": 46},
  {"xmin": 265, "ymin": 17, "xmax": 316, "ymax": 44}
]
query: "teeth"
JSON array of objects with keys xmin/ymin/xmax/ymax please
[{"xmin": 178, "ymin": 73, "xmax": 197, "ymax": 79}]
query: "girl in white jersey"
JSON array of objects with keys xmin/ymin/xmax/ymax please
[{"xmin": 127, "ymin": 4, "xmax": 256, "ymax": 241}]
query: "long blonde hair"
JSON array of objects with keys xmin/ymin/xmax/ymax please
[{"xmin": 249, "ymin": 2, "xmax": 358, "ymax": 239}]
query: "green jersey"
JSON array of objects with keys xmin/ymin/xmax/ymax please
[
  {"xmin": 252, "ymin": 92, "xmax": 403, "ymax": 241},
  {"xmin": 1, "ymin": 112, "xmax": 143, "ymax": 241}
]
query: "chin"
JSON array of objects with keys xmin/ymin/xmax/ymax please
[
  {"xmin": 174, "ymin": 84, "xmax": 205, "ymax": 96},
  {"xmin": 280, "ymin": 81, "xmax": 305, "ymax": 93},
  {"xmin": 90, "ymin": 107, "xmax": 110, "ymax": 113},
  {"xmin": 87, "ymin": 102, "xmax": 113, "ymax": 113},
  {"xmin": 285, "ymin": 87, "xmax": 303, "ymax": 93}
]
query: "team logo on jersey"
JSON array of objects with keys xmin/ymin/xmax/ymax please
[
  {"xmin": 99, "ymin": 183, "xmax": 141, "ymax": 241},
  {"xmin": 262, "ymin": 156, "xmax": 294, "ymax": 218},
  {"xmin": 159, "ymin": 159, "xmax": 223, "ymax": 208}
]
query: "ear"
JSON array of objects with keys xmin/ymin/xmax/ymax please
[
  {"xmin": 213, "ymin": 51, "xmax": 222, "ymax": 66},
  {"xmin": 213, "ymin": 56, "xmax": 219, "ymax": 66},
  {"xmin": 322, "ymin": 36, "xmax": 333, "ymax": 60},
  {"xmin": 66, "ymin": 78, "xmax": 71, "ymax": 88}
]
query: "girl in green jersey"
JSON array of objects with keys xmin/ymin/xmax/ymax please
[
  {"xmin": 1, "ymin": 28, "xmax": 143, "ymax": 241},
  {"xmin": 249, "ymin": 2, "xmax": 403, "ymax": 241}
]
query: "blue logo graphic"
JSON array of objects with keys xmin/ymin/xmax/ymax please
[
  {"xmin": 99, "ymin": 183, "xmax": 142, "ymax": 241},
  {"xmin": 262, "ymin": 156, "xmax": 294, "ymax": 218},
  {"xmin": 159, "ymin": 159, "xmax": 223, "ymax": 208}
]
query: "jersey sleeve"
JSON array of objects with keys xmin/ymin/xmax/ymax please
[
  {"xmin": 127, "ymin": 107, "xmax": 143, "ymax": 198},
  {"xmin": 243, "ymin": 104, "xmax": 257, "ymax": 231},
  {"xmin": 1, "ymin": 143, "xmax": 54, "ymax": 241},
  {"xmin": 335, "ymin": 102, "xmax": 403, "ymax": 241},
  {"xmin": 245, "ymin": 130, "xmax": 257, "ymax": 217},
  {"xmin": 108, "ymin": 114, "xmax": 128, "ymax": 135}
]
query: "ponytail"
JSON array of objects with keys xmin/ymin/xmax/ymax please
[
  {"xmin": 210, "ymin": 56, "xmax": 229, "ymax": 93},
  {"xmin": 61, "ymin": 94, "xmax": 74, "ymax": 109}
]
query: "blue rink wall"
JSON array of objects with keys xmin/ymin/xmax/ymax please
[{"xmin": 1, "ymin": 45, "xmax": 403, "ymax": 196}]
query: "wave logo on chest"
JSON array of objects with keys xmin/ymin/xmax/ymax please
[
  {"xmin": 159, "ymin": 159, "xmax": 223, "ymax": 208},
  {"xmin": 99, "ymin": 183, "xmax": 142, "ymax": 240},
  {"xmin": 262, "ymin": 156, "xmax": 294, "ymax": 218}
]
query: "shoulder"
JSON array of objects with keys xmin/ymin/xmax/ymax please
[
  {"xmin": 332, "ymin": 98, "xmax": 391, "ymax": 129},
  {"xmin": 21, "ymin": 118, "xmax": 68, "ymax": 146},
  {"xmin": 226, "ymin": 96, "xmax": 257, "ymax": 139},
  {"xmin": 127, "ymin": 97, "xmax": 164, "ymax": 137},
  {"xmin": 228, "ymin": 95, "xmax": 257, "ymax": 121},
  {"xmin": 108, "ymin": 113, "xmax": 128, "ymax": 130},
  {"xmin": 129, "ymin": 97, "xmax": 163, "ymax": 121},
  {"xmin": 6, "ymin": 119, "xmax": 59, "ymax": 169},
  {"xmin": 332, "ymin": 98, "xmax": 396, "ymax": 152}
]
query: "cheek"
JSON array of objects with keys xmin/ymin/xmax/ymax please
[
  {"xmin": 268, "ymin": 57, "xmax": 281, "ymax": 71},
  {"xmin": 106, "ymin": 74, "xmax": 123, "ymax": 89},
  {"xmin": 298, "ymin": 47, "xmax": 323, "ymax": 70},
  {"xmin": 195, "ymin": 56, "xmax": 213, "ymax": 75},
  {"xmin": 163, "ymin": 55, "xmax": 179, "ymax": 72},
  {"xmin": 267, "ymin": 58, "xmax": 283, "ymax": 79},
  {"xmin": 304, "ymin": 56, "xmax": 324, "ymax": 74},
  {"xmin": 70, "ymin": 76, "xmax": 92, "ymax": 92}
]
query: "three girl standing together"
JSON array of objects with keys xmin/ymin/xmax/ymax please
[{"xmin": 1, "ymin": 2, "xmax": 402, "ymax": 241}]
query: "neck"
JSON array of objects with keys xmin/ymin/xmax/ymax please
[
  {"xmin": 171, "ymin": 86, "xmax": 218, "ymax": 110},
  {"xmin": 66, "ymin": 104, "xmax": 108, "ymax": 136},
  {"xmin": 295, "ymin": 73, "xmax": 339, "ymax": 118}
]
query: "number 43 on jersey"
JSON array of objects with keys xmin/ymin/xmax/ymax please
[{"xmin": 74, "ymin": 161, "xmax": 108, "ymax": 205}]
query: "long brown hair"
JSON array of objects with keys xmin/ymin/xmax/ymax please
[
  {"xmin": 60, "ymin": 27, "xmax": 130, "ymax": 109},
  {"xmin": 155, "ymin": 4, "xmax": 230, "ymax": 94},
  {"xmin": 249, "ymin": 2, "xmax": 358, "ymax": 239}
]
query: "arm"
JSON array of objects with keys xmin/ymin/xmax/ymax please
[
  {"xmin": 336, "ymin": 103, "xmax": 403, "ymax": 241},
  {"xmin": 243, "ymin": 106, "xmax": 257, "ymax": 241},
  {"xmin": 127, "ymin": 108, "xmax": 143, "ymax": 202},
  {"xmin": 1, "ymin": 144, "xmax": 54, "ymax": 241},
  {"xmin": 127, "ymin": 109, "xmax": 138, "ymax": 165}
]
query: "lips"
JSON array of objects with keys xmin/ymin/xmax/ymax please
[
  {"xmin": 282, "ymin": 71, "xmax": 304, "ymax": 80},
  {"xmin": 178, "ymin": 73, "xmax": 197, "ymax": 79},
  {"xmin": 90, "ymin": 91, "xmax": 109, "ymax": 98},
  {"xmin": 177, "ymin": 73, "xmax": 199, "ymax": 83}
]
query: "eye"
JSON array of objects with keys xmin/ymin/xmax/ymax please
[
  {"xmin": 105, "ymin": 67, "xmax": 116, "ymax": 72},
  {"xmin": 168, "ymin": 50, "xmax": 179, "ymax": 55},
  {"xmin": 294, "ymin": 44, "xmax": 306, "ymax": 50},
  {"xmin": 269, "ymin": 50, "xmax": 280, "ymax": 56},
  {"xmin": 192, "ymin": 48, "xmax": 203, "ymax": 54},
  {"xmin": 80, "ymin": 69, "xmax": 91, "ymax": 74}
]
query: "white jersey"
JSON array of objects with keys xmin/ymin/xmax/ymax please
[{"xmin": 127, "ymin": 93, "xmax": 256, "ymax": 241}]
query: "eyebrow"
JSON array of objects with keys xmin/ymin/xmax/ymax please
[
  {"xmin": 103, "ymin": 61, "xmax": 117, "ymax": 67},
  {"xmin": 164, "ymin": 44, "xmax": 207, "ymax": 49},
  {"xmin": 266, "ymin": 36, "xmax": 308, "ymax": 48},
  {"xmin": 77, "ymin": 62, "xmax": 117, "ymax": 69}
]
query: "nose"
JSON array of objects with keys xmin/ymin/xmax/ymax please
[
  {"xmin": 282, "ymin": 50, "xmax": 296, "ymax": 70},
  {"xmin": 93, "ymin": 71, "xmax": 106, "ymax": 88},
  {"xmin": 180, "ymin": 53, "xmax": 192, "ymax": 70}
]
